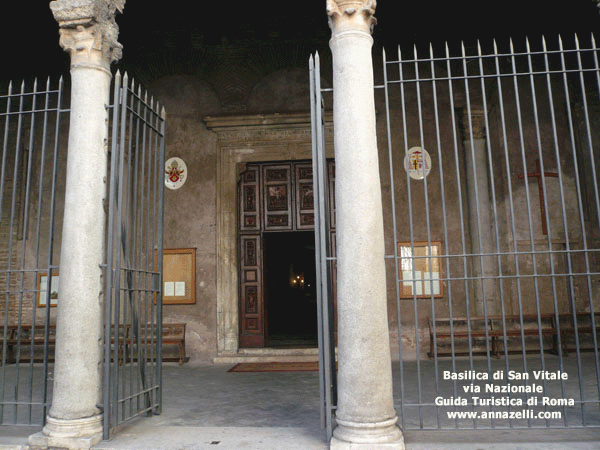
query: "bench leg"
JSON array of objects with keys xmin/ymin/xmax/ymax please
[
  {"xmin": 178, "ymin": 342, "xmax": 185, "ymax": 365},
  {"xmin": 491, "ymin": 336, "xmax": 499, "ymax": 358},
  {"xmin": 1, "ymin": 344, "xmax": 15, "ymax": 364}
]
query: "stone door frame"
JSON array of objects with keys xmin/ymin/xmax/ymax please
[{"xmin": 205, "ymin": 113, "xmax": 333, "ymax": 357}]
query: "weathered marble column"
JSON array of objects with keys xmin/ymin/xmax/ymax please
[
  {"xmin": 29, "ymin": 1, "xmax": 123, "ymax": 448},
  {"xmin": 327, "ymin": 1, "xmax": 404, "ymax": 448},
  {"xmin": 462, "ymin": 110, "xmax": 498, "ymax": 316}
]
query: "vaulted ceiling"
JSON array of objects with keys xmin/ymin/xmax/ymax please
[{"xmin": 3, "ymin": 2, "xmax": 600, "ymax": 84}]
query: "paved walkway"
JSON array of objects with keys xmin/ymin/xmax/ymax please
[{"xmin": 1, "ymin": 361, "xmax": 600, "ymax": 449}]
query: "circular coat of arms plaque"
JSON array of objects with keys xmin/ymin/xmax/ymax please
[
  {"xmin": 165, "ymin": 157, "xmax": 188, "ymax": 190},
  {"xmin": 404, "ymin": 147, "xmax": 432, "ymax": 180}
]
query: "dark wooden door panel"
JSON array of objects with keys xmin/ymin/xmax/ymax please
[
  {"xmin": 296, "ymin": 163, "xmax": 315, "ymax": 229},
  {"xmin": 240, "ymin": 165, "xmax": 261, "ymax": 232},
  {"xmin": 263, "ymin": 164, "xmax": 293, "ymax": 231},
  {"xmin": 239, "ymin": 234, "xmax": 264, "ymax": 347}
]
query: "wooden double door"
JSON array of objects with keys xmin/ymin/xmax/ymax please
[{"xmin": 238, "ymin": 160, "xmax": 335, "ymax": 348}]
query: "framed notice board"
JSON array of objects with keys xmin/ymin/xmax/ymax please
[
  {"xmin": 398, "ymin": 241, "xmax": 443, "ymax": 299},
  {"xmin": 160, "ymin": 248, "xmax": 196, "ymax": 304},
  {"xmin": 38, "ymin": 272, "xmax": 59, "ymax": 307}
]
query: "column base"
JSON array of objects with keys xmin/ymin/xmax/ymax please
[
  {"xmin": 28, "ymin": 414, "xmax": 103, "ymax": 450},
  {"xmin": 331, "ymin": 437, "xmax": 405, "ymax": 450},
  {"xmin": 331, "ymin": 416, "xmax": 405, "ymax": 449}
]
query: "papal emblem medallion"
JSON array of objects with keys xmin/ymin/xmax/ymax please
[{"xmin": 165, "ymin": 157, "xmax": 188, "ymax": 190}]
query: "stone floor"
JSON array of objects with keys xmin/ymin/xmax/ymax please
[{"xmin": 1, "ymin": 356, "xmax": 600, "ymax": 449}]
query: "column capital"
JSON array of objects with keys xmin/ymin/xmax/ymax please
[
  {"xmin": 50, "ymin": 0, "xmax": 124, "ymax": 69},
  {"xmin": 461, "ymin": 109, "xmax": 486, "ymax": 140},
  {"xmin": 327, "ymin": 0, "xmax": 377, "ymax": 36}
]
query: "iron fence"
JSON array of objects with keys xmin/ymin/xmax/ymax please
[
  {"xmin": 102, "ymin": 71, "xmax": 166, "ymax": 439},
  {"xmin": 0, "ymin": 72, "xmax": 166, "ymax": 438},
  {"xmin": 383, "ymin": 35, "xmax": 600, "ymax": 430},
  {"xmin": 0, "ymin": 77, "xmax": 67, "ymax": 426}
]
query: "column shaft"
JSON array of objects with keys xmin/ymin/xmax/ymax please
[
  {"xmin": 50, "ymin": 64, "xmax": 110, "ymax": 420},
  {"xmin": 29, "ymin": 2, "xmax": 123, "ymax": 448},
  {"xmin": 462, "ymin": 111, "xmax": 498, "ymax": 316},
  {"xmin": 327, "ymin": 1, "xmax": 404, "ymax": 447}
]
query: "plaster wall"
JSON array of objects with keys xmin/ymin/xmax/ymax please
[
  {"xmin": 3, "ymin": 62, "xmax": 597, "ymax": 364},
  {"xmin": 116, "ymin": 66, "xmax": 599, "ymax": 362},
  {"xmin": 148, "ymin": 75, "xmax": 221, "ymax": 362}
]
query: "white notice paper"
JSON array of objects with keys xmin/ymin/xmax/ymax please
[
  {"xmin": 423, "ymin": 272, "xmax": 440, "ymax": 295},
  {"xmin": 402, "ymin": 270, "xmax": 422, "ymax": 296},
  {"xmin": 175, "ymin": 281, "xmax": 186, "ymax": 296},
  {"xmin": 164, "ymin": 281, "xmax": 175, "ymax": 296}
]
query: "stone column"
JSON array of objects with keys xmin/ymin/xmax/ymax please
[
  {"xmin": 29, "ymin": 1, "xmax": 123, "ymax": 448},
  {"xmin": 462, "ymin": 110, "xmax": 498, "ymax": 316},
  {"xmin": 327, "ymin": 1, "xmax": 404, "ymax": 448}
]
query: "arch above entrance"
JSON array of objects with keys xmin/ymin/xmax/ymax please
[{"xmin": 204, "ymin": 112, "xmax": 333, "ymax": 359}]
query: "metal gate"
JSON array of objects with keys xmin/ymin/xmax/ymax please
[
  {"xmin": 103, "ymin": 72, "xmax": 166, "ymax": 439},
  {"xmin": 310, "ymin": 53, "xmax": 337, "ymax": 439},
  {"xmin": 0, "ymin": 77, "xmax": 67, "ymax": 426},
  {"xmin": 311, "ymin": 33, "xmax": 600, "ymax": 433},
  {"xmin": 0, "ymin": 72, "xmax": 165, "ymax": 434}
]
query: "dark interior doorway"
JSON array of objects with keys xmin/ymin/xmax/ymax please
[{"xmin": 264, "ymin": 231, "xmax": 318, "ymax": 347}]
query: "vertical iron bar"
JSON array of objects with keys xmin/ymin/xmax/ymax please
[
  {"xmin": 493, "ymin": 39, "xmax": 527, "ymax": 428},
  {"xmin": 10, "ymin": 80, "xmax": 27, "ymax": 422},
  {"xmin": 41, "ymin": 77, "xmax": 64, "ymax": 426},
  {"xmin": 104, "ymin": 70, "xmax": 122, "ymax": 440},
  {"xmin": 311, "ymin": 51, "xmax": 335, "ymax": 439},
  {"xmin": 573, "ymin": 34, "xmax": 600, "ymax": 408},
  {"xmin": 129, "ymin": 78, "xmax": 140, "ymax": 419},
  {"xmin": 444, "ymin": 41, "xmax": 464, "ymax": 428},
  {"xmin": 18, "ymin": 78, "xmax": 38, "ymax": 424},
  {"xmin": 412, "ymin": 44, "xmax": 432, "ymax": 429},
  {"xmin": 458, "ymin": 42, "xmax": 478, "ymax": 428},
  {"xmin": 156, "ymin": 104, "xmax": 166, "ymax": 416},
  {"xmin": 540, "ymin": 35, "xmax": 570, "ymax": 426},
  {"xmin": 30, "ymin": 77, "xmax": 52, "ymax": 425},
  {"xmin": 586, "ymin": 33, "xmax": 600, "ymax": 404},
  {"xmin": 395, "ymin": 45, "xmax": 409, "ymax": 429},
  {"xmin": 558, "ymin": 34, "xmax": 591, "ymax": 424},
  {"xmin": 508, "ymin": 40, "xmax": 535, "ymax": 427},
  {"xmin": 524, "ymin": 37, "xmax": 560, "ymax": 425},
  {"xmin": 0, "ymin": 81, "xmax": 14, "ymax": 424},
  {"xmin": 428, "ymin": 42, "xmax": 448, "ymax": 429},
  {"xmin": 116, "ymin": 71, "xmax": 130, "ymax": 431},
  {"xmin": 461, "ymin": 42, "xmax": 493, "ymax": 399},
  {"xmin": 382, "ymin": 48, "xmax": 407, "ymax": 427},
  {"xmin": 309, "ymin": 53, "xmax": 325, "ymax": 432},
  {"xmin": 483, "ymin": 40, "xmax": 511, "ymax": 386}
]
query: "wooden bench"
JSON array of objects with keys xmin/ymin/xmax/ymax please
[
  {"xmin": 552, "ymin": 312, "xmax": 600, "ymax": 355},
  {"xmin": 161, "ymin": 323, "xmax": 187, "ymax": 364},
  {"xmin": 1, "ymin": 322, "xmax": 187, "ymax": 365},
  {"xmin": 428, "ymin": 314, "xmax": 555, "ymax": 358},
  {"xmin": 124, "ymin": 322, "xmax": 187, "ymax": 365},
  {"xmin": 0, "ymin": 325, "xmax": 57, "ymax": 363}
]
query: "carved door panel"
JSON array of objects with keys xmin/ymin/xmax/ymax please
[
  {"xmin": 296, "ymin": 163, "xmax": 315, "ymax": 230},
  {"xmin": 239, "ymin": 234, "xmax": 264, "ymax": 348},
  {"xmin": 263, "ymin": 164, "xmax": 293, "ymax": 231},
  {"xmin": 240, "ymin": 165, "xmax": 261, "ymax": 232}
]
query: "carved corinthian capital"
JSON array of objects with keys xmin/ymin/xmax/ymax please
[
  {"xmin": 50, "ymin": 0, "xmax": 124, "ymax": 69},
  {"xmin": 462, "ymin": 109, "xmax": 486, "ymax": 140},
  {"xmin": 327, "ymin": 0, "xmax": 377, "ymax": 35}
]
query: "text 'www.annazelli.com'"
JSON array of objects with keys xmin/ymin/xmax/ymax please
[{"xmin": 446, "ymin": 410, "xmax": 562, "ymax": 420}]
